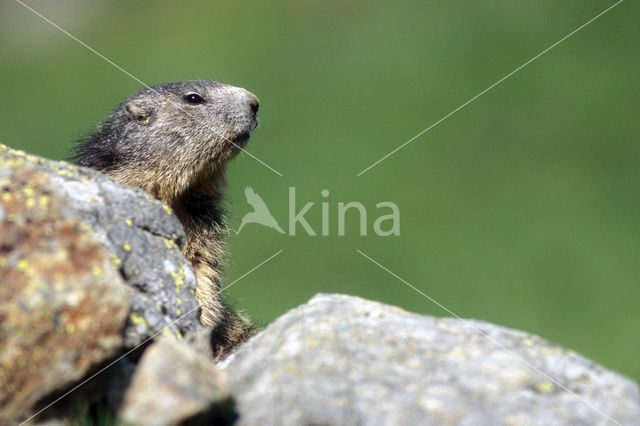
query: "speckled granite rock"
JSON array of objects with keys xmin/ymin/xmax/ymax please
[
  {"xmin": 220, "ymin": 293, "xmax": 640, "ymax": 426},
  {"xmin": 0, "ymin": 144, "xmax": 212, "ymax": 422},
  {"xmin": 0, "ymin": 145, "xmax": 205, "ymax": 348},
  {"xmin": 119, "ymin": 338, "xmax": 234, "ymax": 426},
  {"xmin": 0, "ymin": 156, "xmax": 131, "ymax": 422}
]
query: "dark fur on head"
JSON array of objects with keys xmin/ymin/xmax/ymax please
[{"xmin": 74, "ymin": 80, "xmax": 260, "ymax": 356}]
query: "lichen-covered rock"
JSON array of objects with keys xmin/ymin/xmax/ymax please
[
  {"xmin": 0, "ymin": 145, "xmax": 206, "ymax": 348},
  {"xmin": 0, "ymin": 159, "xmax": 131, "ymax": 422},
  {"xmin": 119, "ymin": 338, "xmax": 234, "ymax": 426},
  {"xmin": 220, "ymin": 294, "xmax": 640, "ymax": 426}
]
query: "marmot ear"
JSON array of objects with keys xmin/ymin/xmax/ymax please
[{"xmin": 125, "ymin": 100, "xmax": 155, "ymax": 125}]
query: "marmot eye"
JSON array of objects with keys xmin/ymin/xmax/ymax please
[{"xmin": 184, "ymin": 93, "xmax": 205, "ymax": 104}]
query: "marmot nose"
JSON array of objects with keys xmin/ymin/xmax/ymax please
[
  {"xmin": 236, "ymin": 87, "xmax": 259, "ymax": 115},
  {"xmin": 248, "ymin": 94, "xmax": 259, "ymax": 114}
]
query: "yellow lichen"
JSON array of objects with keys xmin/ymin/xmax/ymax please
[
  {"xmin": 8, "ymin": 157, "xmax": 25, "ymax": 167},
  {"xmin": 2, "ymin": 193, "xmax": 12, "ymax": 202},
  {"xmin": 91, "ymin": 266, "xmax": 103, "ymax": 277},
  {"xmin": 123, "ymin": 241, "xmax": 132, "ymax": 252},
  {"xmin": 110, "ymin": 252, "xmax": 122, "ymax": 266},
  {"xmin": 125, "ymin": 218, "xmax": 133, "ymax": 226},
  {"xmin": 39, "ymin": 195, "xmax": 51, "ymax": 207},
  {"xmin": 523, "ymin": 338, "xmax": 534, "ymax": 346},
  {"xmin": 22, "ymin": 187, "xmax": 34, "ymax": 197},
  {"xmin": 536, "ymin": 382, "xmax": 554, "ymax": 393},
  {"xmin": 162, "ymin": 205, "xmax": 173, "ymax": 215},
  {"xmin": 65, "ymin": 323, "xmax": 76, "ymax": 334},
  {"xmin": 25, "ymin": 198, "xmax": 35, "ymax": 208},
  {"xmin": 171, "ymin": 263, "xmax": 185, "ymax": 291},
  {"xmin": 17, "ymin": 259, "xmax": 31, "ymax": 275},
  {"xmin": 129, "ymin": 314, "xmax": 147, "ymax": 326}
]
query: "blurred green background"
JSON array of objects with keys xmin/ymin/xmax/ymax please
[{"xmin": 1, "ymin": 1, "xmax": 638, "ymax": 383}]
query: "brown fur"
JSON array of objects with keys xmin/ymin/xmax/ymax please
[{"xmin": 74, "ymin": 80, "xmax": 259, "ymax": 355}]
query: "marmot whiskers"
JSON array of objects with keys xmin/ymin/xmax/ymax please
[{"xmin": 74, "ymin": 80, "xmax": 259, "ymax": 355}]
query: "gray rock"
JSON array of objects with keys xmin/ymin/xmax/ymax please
[
  {"xmin": 0, "ymin": 145, "xmax": 220, "ymax": 423},
  {"xmin": 0, "ymin": 150, "xmax": 131, "ymax": 422},
  {"xmin": 119, "ymin": 337, "xmax": 234, "ymax": 426},
  {"xmin": 220, "ymin": 293, "xmax": 640, "ymax": 426},
  {"xmin": 0, "ymin": 145, "xmax": 206, "ymax": 348}
]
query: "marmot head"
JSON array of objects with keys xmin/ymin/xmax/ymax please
[{"xmin": 75, "ymin": 80, "xmax": 259, "ymax": 203}]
